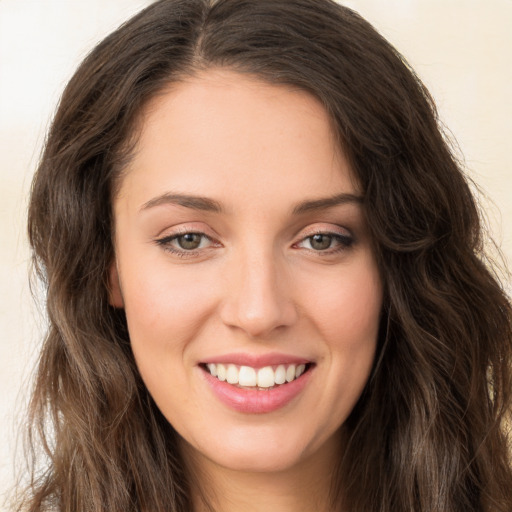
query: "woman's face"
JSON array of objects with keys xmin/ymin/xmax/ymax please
[{"xmin": 111, "ymin": 69, "xmax": 382, "ymax": 475}]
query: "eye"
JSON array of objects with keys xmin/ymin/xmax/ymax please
[
  {"xmin": 296, "ymin": 232, "xmax": 353, "ymax": 252},
  {"xmin": 307, "ymin": 234, "xmax": 335, "ymax": 251},
  {"xmin": 174, "ymin": 233, "xmax": 206, "ymax": 250},
  {"xmin": 155, "ymin": 231, "xmax": 217, "ymax": 254}
]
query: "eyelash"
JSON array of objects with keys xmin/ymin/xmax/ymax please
[
  {"xmin": 154, "ymin": 229, "xmax": 354, "ymax": 258},
  {"xmin": 293, "ymin": 231, "xmax": 354, "ymax": 254},
  {"xmin": 155, "ymin": 232, "xmax": 218, "ymax": 258}
]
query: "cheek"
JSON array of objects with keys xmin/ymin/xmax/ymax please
[
  {"xmin": 310, "ymin": 263, "xmax": 382, "ymax": 419},
  {"xmin": 121, "ymin": 261, "xmax": 220, "ymax": 355},
  {"xmin": 304, "ymin": 261, "xmax": 382, "ymax": 346},
  {"xmin": 122, "ymin": 265, "xmax": 215, "ymax": 335},
  {"xmin": 121, "ymin": 264, "xmax": 220, "ymax": 420}
]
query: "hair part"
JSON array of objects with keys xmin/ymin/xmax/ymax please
[{"xmin": 21, "ymin": 1, "xmax": 512, "ymax": 511}]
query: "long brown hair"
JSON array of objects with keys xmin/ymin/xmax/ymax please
[{"xmin": 21, "ymin": 0, "xmax": 512, "ymax": 510}]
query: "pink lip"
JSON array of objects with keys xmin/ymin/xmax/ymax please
[
  {"xmin": 201, "ymin": 364, "xmax": 313, "ymax": 414},
  {"xmin": 200, "ymin": 352, "xmax": 311, "ymax": 368}
]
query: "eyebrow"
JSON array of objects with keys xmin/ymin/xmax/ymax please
[
  {"xmin": 292, "ymin": 193, "xmax": 363, "ymax": 214},
  {"xmin": 140, "ymin": 193, "xmax": 224, "ymax": 213},
  {"xmin": 140, "ymin": 191, "xmax": 363, "ymax": 214}
]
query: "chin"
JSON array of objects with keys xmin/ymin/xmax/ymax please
[
  {"xmin": 207, "ymin": 447, "xmax": 305, "ymax": 474},
  {"xmin": 183, "ymin": 424, "xmax": 332, "ymax": 475}
]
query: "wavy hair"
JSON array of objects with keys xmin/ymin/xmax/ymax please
[{"xmin": 21, "ymin": 0, "xmax": 512, "ymax": 510}]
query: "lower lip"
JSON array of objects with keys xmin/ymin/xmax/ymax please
[{"xmin": 201, "ymin": 366, "xmax": 313, "ymax": 414}]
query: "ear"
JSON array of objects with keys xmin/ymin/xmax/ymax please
[{"xmin": 108, "ymin": 260, "xmax": 124, "ymax": 308}]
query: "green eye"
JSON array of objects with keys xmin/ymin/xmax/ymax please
[
  {"xmin": 308, "ymin": 234, "xmax": 333, "ymax": 251},
  {"xmin": 296, "ymin": 231, "xmax": 354, "ymax": 253},
  {"xmin": 156, "ymin": 232, "xmax": 215, "ymax": 255},
  {"xmin": 176, "ymin": 233, "xmax": 203, "ymax": 250}
]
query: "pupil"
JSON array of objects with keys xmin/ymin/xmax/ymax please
[
  {"xmin": 178, "ymin": 233, "xmax": 201, "ymax": 250},
  {"xmin": 311, "ymin": 234, "xmax": 332, "ymax": 250}
]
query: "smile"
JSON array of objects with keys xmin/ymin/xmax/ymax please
[
  {"xmin": 204, "ymin": 363, "xmax": 309, "ymax": 389},
  {"xmin": 200, "ymin": 358, "xmax": 314, "ymax": 414}
]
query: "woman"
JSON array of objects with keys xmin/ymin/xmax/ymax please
[{"xmin": 20, "ymin": 0, "xmax": 512, "ymax": 510}]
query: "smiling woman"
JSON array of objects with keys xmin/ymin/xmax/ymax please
[
  {"xmin": 18, "ymin": 1, "xmax": 512, "ymax": 511},
  {"xmin": 109, "ymin": 72, "xmax": 382, "ymax": 483}
]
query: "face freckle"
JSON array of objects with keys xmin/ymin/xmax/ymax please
[{"xmin": 110, "ymin": 68, "xmax": 382, "ymax": 479}]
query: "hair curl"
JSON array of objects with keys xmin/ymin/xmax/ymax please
[{"xmin": 21, "ymin": 0, "xmax": 512, "ymax": 511}]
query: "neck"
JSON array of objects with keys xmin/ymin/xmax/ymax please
[{"xmin": 182, "ymin": 434, "xmax": 344, "ymax": 512}]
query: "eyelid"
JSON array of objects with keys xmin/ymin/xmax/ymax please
[
  {"xmin": 292, "ymin": 224, "xmax": 355, "ymax": 252},
  {"xmin": 154, "ymin": 221, "xmax": 218, "ymax": 239},
  {"xmin": 153, "ymin": 224, "xmax": 222, "ymax": 258},
  {"xmin": 295, "ymin": 223, "xmax": 353, "ymax": 240},
  {"xmin": 153, "ymin": 223, "xmax": 354, "ymax": 257},
  {"xmin": 156, "ymin": 231, "xmax": 214, "ymax": 246}
]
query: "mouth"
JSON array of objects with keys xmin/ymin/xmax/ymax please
[
  {"xmin": 200, "ymin": 362, "xmax": 314, "ymax": 390},
  {"xmin": 198, "ymin": 354, "xmax": 315, "ymax": 413}
]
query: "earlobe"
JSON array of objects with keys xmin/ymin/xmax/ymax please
[{"xmin": 108, "ymin": 261, "xmax": 124, "ymax": 308}]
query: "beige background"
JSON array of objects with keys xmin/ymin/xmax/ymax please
[{"xmin": 1, "ymin": 0, "xmax": 511, "ymax": 503}]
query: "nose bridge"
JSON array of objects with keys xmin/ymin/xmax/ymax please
[{"xmin": 220, "ymin": 242, "xmax": 296, "ymax": 338}]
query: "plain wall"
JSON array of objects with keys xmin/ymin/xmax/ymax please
[{"xmin": 1, "ymin": 0, "xmax": 511, "ymax": 504}]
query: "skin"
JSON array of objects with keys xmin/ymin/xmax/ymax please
[{"xmin": 110, "ymin": 69, "xmax": 383, "ymax": 512}]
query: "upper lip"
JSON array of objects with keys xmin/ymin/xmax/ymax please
[{"xmin": 200, "ymin": 352, "xmax": 313, "ymax": 368}]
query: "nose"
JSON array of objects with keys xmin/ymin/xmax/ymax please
[{"xmin": 219, "ymin": 249, "xmax": 298, "ymax": 338}]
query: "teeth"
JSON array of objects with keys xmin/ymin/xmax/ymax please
[
  {"xmin": 204, "ymin": 362, "xmax": 309, "ymax": 388},
  {"xmin": 238, "ymin": 366, "xmax": 256, "ymax": 386},
  {"xmin": 207, "ymin": 363, "xmax": 217, "ymax": 377},
  {"xmin": 226, "ymin": 364, "xmax": 239, "ymax": 384},
  {"xmin": 274, "ymin": 365, "xmax": 286, "ymax": 385},
  {"xmin": 217, "ymin": 363, "xmax": 226, "ymax": 381},
  {"xmin": 257, "ymin": 366, "xmax": 275, "ymax": 388}
]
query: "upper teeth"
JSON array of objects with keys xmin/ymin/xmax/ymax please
[{"xmin": 206, "ymin": 363, "xmax": 307, "ymax": 388}]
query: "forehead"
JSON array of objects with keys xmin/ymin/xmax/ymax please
[{"xmin": 117, "ymin": 68, "xmax": 359, "ymax": 212}]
